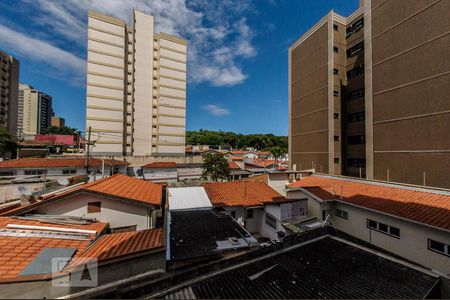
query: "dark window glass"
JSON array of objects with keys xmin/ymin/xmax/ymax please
[
  {"xmin": 333, "ymin": 46, "xmax": 339, "ymax": 53},
  {"xmin": 429, "ymin": 239, "xmax": 446, "ymax": 253},
  {"xmin": 334, "ymin": 158, "xmax": 339, "ymax": 164},
  {"xmin": 333, "ymin": 24, "xmax": 339, "ymax": 31},
  {"xmin": 389, "ymin": 226, "xmax": 400, "ymax": 237},
  {"xmin": 334, "ymin": 91, "xmax": 339, "ymax": 97},
  {"xmin": 347, "ymin": 158, "xmax": 366, "ymax": 168},
  {"xmin": 266, "ymin": 213, "xmax": 277, "ymax": 229},
  {"xmin": 367, "ymin": 219, "xmax": 377, "ymax": 229},
  {"xmin": 333, "ymin": 68, "xmax": 339, "ymax": 75},
  {"xmin": 334, "ymin": 113, "xmax": 339, "ymax": 119},
  {"xmin": 347, "ymin": 64, "xmax": 364, "ymax": 79},
  {"xmin": 347, "ymin": 111, "xmax": 365, "ymax": 123},
  {"xmin": 347, "ymin": 135, "xmax": 365, "ymax": 145},
  {"xmin": 346, "ymin": 42, "xmax": 364, "ymax": 57},
  {"xmin": 378, "ymin": 223, "xmax": 388, "ymax": 233},
  {"xmin": 347, "ymin": 88, "xmax": 365, "ymax": 101},
  {"xmin": 246, "ymin": 209, "xmax": 253, "ymax": 219}
]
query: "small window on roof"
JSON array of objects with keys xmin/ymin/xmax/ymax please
[{"xmin": 87, "ymin": 202, "xmax": 101, "ymax": 213}]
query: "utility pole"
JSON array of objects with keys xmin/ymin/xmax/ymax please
[{"xmin": 85, "ymin": 126, "xmax": 92, "ymax": 175}]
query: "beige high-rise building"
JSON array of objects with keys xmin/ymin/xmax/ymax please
[
  {"xmin": 86, "ymin": 10, "xmax": 187, "ymax": 156},
  {"xmin": 0, "ymin": 50, "xmax": 19, "ymax": 137},
  {"xmin": 289, "ymin": 0, "xmax": 450, "ymax": 188},
  {"xmin": 51, "ymin": 115, "xmax": 65, "ymax": 128},
  {"xmin": 18, "ymin": 84, "xmax": 53, "ymax": 136}
]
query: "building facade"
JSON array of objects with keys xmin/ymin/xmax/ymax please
[
  {"xmin": 289, "ymin": 0, "xmax": 450, "ymax": 188},
  {"xmin": 18, "ymin": 84, "xmax": 53, "ymax": 136},
  {"xmin": 86, "ymin": 10, "xmax": 187, "ymax": 157},
  {"xmin": 51, "ymin": 115, "xmax": 65, "ymax": 127},
  {"xmin": 0, "ymin": 50, "xmax": 19, "ymax": 137}
]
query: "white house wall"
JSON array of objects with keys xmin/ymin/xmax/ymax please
[{"xmin": 34, "ymin": 193, "xmax": 152, "ymax": 230}]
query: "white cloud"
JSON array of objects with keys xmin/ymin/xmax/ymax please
[
  {"xmin": 0, "ymin": 23, "xmax": 85, "ymax": 85},
  {"xmin": 17, "ymin": 0, "xmax": 257, "ymax": 87},
  {"xmin": 202, "ymin": 104, "xmax": 230, "ymax": 116}
]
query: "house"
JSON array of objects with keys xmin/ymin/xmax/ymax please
[
  {"xmin": 176, "ymin": 163, "xmax": 204, "ymax": 181},
  {"xmin": 0, "ymin": 215, "xmax": 166, "ymax": 298},
  {"xmin": 228, "ymin": 161, "xmax": 250, "ymax": 181},
  {"xmin": 0, "ymin": 216, "xmax": 107, "ymax": 296},
  {"xmin": 203, "ymin": 181, "xmax": 308, "ymax": 240},
  {"xmin": 2, "ymin": 174, "xmax": 162, "ymax": 231},
  {"xmin": 231, "ymin": 150, "xmax": 259, "ymax": 159},
  {"xmin": 141, "ymin": 162, "xmax": 178, "ymax": 183},
  {"xmin": 166, "ymin": 186, "xmax": 257, "ymax": 262},
  {"xmin": 287, "ymin": 174, "xmax": 450, "ymax": 275},
  {"xmin": 0, "ymin": 157, "xmax": 129, "ymax": 177}
]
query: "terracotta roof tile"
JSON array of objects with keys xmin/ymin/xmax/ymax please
[
  {"xmin": 228, "ymin": 161, "xmax": 241, "ymax": 170},
  {"xmin": 203, "ymin": 181, "xmax": 286, "ymax": 207},
  {"xmin": 142, "ymin": 162, "xmax": 177, "ymax": 169},
  {"xmin": 288, "ymin": 176, "xmax": 450, "ymax": 231},
  {"xmin": 0, "ymin": 217, "xmax": 105, "ymax": 281},
  {"xmin": 73, "ymin": 228, "xmax": 164, "ymax": 264},
  {"xmin": 0, "ymin": 157, "xmax": 129, "ymax": 169},
  {"xmin": 240, "ymin": 174, "xmax": 269, "ymax": 184},
  {"xmin": 3, "ymin": 174, "xmax": 162, "ymax": 216},
  {"xmin": 230, "ymin": 156, "xmax": 244, "ymax": 161}
]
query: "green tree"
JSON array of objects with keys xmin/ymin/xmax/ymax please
[
  {"xmin": 42, "ymin": 125, "xmax": 79, "ymax": 135},
  {"xmin": 201, "ymin": 153, "xmax": 230, "ymax": 182},
  {"xmin": 268, "ymin": 146, "xmax": 287, "ymax": 168},
  {"xmin": 0, "ymin": 128, "xmax": 17, "ymax": 156}
]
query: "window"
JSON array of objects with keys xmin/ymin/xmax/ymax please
[
  {"xmin": 347, "ymin": 158, "xmax": 366, "ymax": 168},
  {"xmin": 334, "ymin": 135, "xmax": 339, "ymax": 142},
  {"xmin": 336, "ymin": 208, "xmax": 348, "ymax": 219},
  {"xmin": 347, "ymin": 111, "xmax": 365, "ymax": 123},
  {"xmin": 24, "ymin": 170, "xmax": 46, "ymax": 175},
  {"xmin": 347, "ymin": 64, "xmax": 364, "ymax": 79},
  {"xmin": 428, "ymin": 239, "xmax": 449, "ymax": 256},
  {"xmin": 246, "ymin": 209, "xmax": 253, "ymax": 219},
  {"xmin": 333, "ymin": 68, "xmax": 339, "ymax": 75},
  {"xmin": 62, "ymin": 169, "xmax": 76, "ymax": 175},
  {"xmin": 87, "ymin": 202, "xmax": 101, "ymax": 213},
  {"xmin": 346, "ymin": 42, "xmax": 364, "ymax": 58},
  {"xmin": 367, "ymin": 219, "xmax": 400, "ymax": 238},
  {"xmin": 347, "ymin": 88, "xmax": 365, "ymax": 101},
  {"xmin": 346, "ymin": 18, "xmax": 364, "ymax": 38},
  {"xmin": 333, "ymin": 46, "xmax": 339, "ymax": 53},
  {"xmin": 0, "ymin": 171, "xmax": 14, "ymax": 176},
  {"xmin": 334, "ymin": 158, "xmax": 340, "ymax": 164},
  {"xmin": 333, "ymin": 90, "xmax": 339, "ymax": 97},
  {"xmin": 333, "ymin": 24, "xmax": 339, "ymax": 31},
  {"xmin": 265, "ymin": 213, "xmax": 277, "ymax": 229},
  {"xmin": 334, "ymin": 113, "xmax": 339, "ymax": 119},
  {"xmin": 347, "ymin": 135, "xmax": 365, "ymax": 145}
]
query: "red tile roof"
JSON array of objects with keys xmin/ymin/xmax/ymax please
[
  {"xmin": 203, "ymin": 181, "xmax": 286, "ymax": 207},
  {"xmin": 142, "ymin": 162, "xmax": 177, "ymax": 169},
  {"xmin": 71, "ymin": 228, "xmax": 164, "ymax": 266},
  {"xmin": 245, "ymin": 158, "xmax": 276, "ymax": 168},
  {"xmin": 3, "ymin": 174, "xmax": 162, "ymax": 215},
  {"xmin": 0, "ymin": 157, "xmax": 129, "ymax": 169},
  {"xmin": 0, "ymin": 217, "xmax": 106, "ymax": 281},
  {"xmin": 230, "ymin": 156, "xmax": 244, "ymax": 161},
  {"xmin": 288, "ymin": 176, "xmax": 450, "ymax": 231},
  {"xmin": 240, "ymin": 174, "xmax": 269, "ymax": 184},
  {"xmin": 228, "ymin": 161, "xmax": 241, "ymax": 170}
]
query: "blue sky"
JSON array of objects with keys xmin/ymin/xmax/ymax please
[{"xmin": 0, "ymin": 0, "xmax": 358, "ymax": 136}]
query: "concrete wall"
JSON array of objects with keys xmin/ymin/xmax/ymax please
[{"xmin": 35, "ymin": 193, "xmax": 154, "ymax": 230}]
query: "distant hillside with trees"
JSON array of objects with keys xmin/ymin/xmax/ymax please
[{"xmin": 186, "ymin": 130, "xmax": 288, "ymax": 151}]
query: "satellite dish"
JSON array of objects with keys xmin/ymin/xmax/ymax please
[
  {"xmin": 57, "ymin": 177, "xmax": 70, "ymax": 186},
  {"xmin": 18, "ymin": 185, "xmax": 32, "ymax": 196}
]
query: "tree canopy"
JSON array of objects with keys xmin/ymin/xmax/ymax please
[
  {"xmin": 41, "ymin": 126, "xmax": 80, "ymax": 135},
  {"xmin": 0, "ymin": 128, "xmax": 17, "ymax": 156},
  {"xmin": 187, "ymin": 130, "xmax": 287, "ymax": 151},
  {"xmin": 201, "ymin": 153, "xmax": 230, "ymax": 182}
]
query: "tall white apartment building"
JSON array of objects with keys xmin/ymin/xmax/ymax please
[
  {"xmin": 86, "ymin": 10, "xmax": 187, "ymax": 156},
  {"xmin": 18, "ymin": 84, "xmax": 53, "ymax": 136}
]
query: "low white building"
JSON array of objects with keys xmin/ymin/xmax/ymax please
[
  {"xmin": 142, "ymin": 162, "xmax": 178, "ymax": 183},
  {"xmin": 3, "ymin": 174, "xmax": 162, "ymax": 231},
  {"xmin": 287, "ymin": 174, "xmax": 450, "ymax": 276},
  {"xmin": 203, "ymin": 181, "xmax": 308, "ymax": 240}
]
